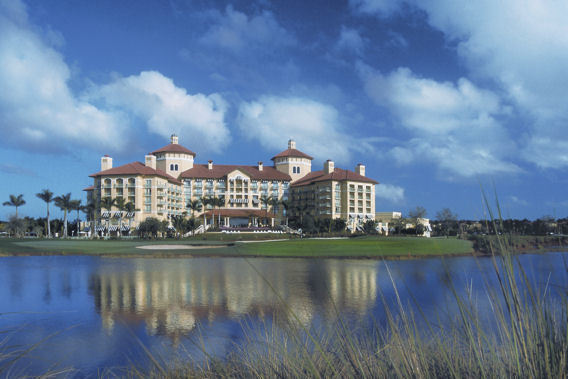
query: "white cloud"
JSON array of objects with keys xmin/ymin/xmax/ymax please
[
  {"xmin": 0, "ymin": 2, "xmax": 230, "ymax": 155},
  {"xmin": 0, "ymin": 1, "xmax": 125, "ymax": 153},
  {"xmin": 336, "ymin": 26, "xmax": 366, "ymax": 56},
  {"xmin": 375, "ymin": 183, "xmax": 405, "ymax": 203},
  {"xmin": 349, "ymin": 0, "xmax": 403, "ymax": 17},
  {"xmin": 87, "ymin": 71, "xmax": 230, "ymax": 153},
  {"xmin": 237, "ymin": 96, "xmax": 369, "ymax": 164},
  {"xmin": 354, "ymin": 0, "xmax": 568, "ymax": 169},
  {"xmin": 358, "ymin": 63, "xmax": 520, "ymax": 176},
  {"xmin": 200, "ymin": 5, "xmax": 294, "ymax": 53}
]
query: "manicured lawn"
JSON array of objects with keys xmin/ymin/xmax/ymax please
[
  {"xmin": 0, "ymin": 236, "xmax": 473, "ymax": 258},
  {"xmin": 235, "ymin": 236, "xmax": 473, "ymax": 257}
]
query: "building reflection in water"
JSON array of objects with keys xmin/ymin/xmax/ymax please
[{"xmin": 88, "ymin": 258, "xmax": 379, "ymax": 341}]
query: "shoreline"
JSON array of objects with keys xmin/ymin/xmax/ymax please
[{"xmin": 0, "ymin": 237, "xmax": 565, "ymax": 260}]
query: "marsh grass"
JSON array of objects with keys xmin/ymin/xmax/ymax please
[{"xmin": 127, "ymin": 192, "xmax": 568, "ymax": 378}]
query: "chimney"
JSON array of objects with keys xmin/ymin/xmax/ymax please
[
  {"xmin": 171, "ymin": 134, "xmax": 178, "ymax": 144},
  {"xmin": 355, "ymin": 163, "xmax": 365, "ymax": 176},
  {"xmin": 258, "ymin": 161, "xmax": 263, "ymax": 171},
  {"xmin": 145, "ymin": 155, "xmax": 156, "ymax": 170},
  {"xmin": 101, "ymin": 155, "xmax": 113, "ymax": 171},
  {"xmin": 208, "ymin": 160, "xmax": 213, "ymax": 170},
  {"xmin": 324, "ymin": 159, "xmax": 334, "ymax": 174},
  {"xmin": 288, "ymin": 139, "xmax": 296, "ymax": 150}
]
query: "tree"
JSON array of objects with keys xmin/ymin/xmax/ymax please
[
  {"xmin": 100, "ymin": 197, "xmax": 116, "ymax": 236},
  {"xmin": 69, "ymin": 199, "xmax": 82, "ymax": 236},
  {"xmin": 138, "ymin": 217, "xmax": 161, "ymax": 239},
  {"xmin": 292, "ymin": 203, "xmax": 310, "ymax": 228},
  {"xmin": 36, "ymin": 189, "xmax": 54, "ymax": 238},
  {"xmin": 260, "ymin": 194, "xmax": 273, "ymax": 226},
  {"xmin": 3, "ymin": 194, "xmax": 25, "ymax": 219},
  {"xmin": 187, "ymin": 199, "xmax": 202, "ymax": 218},
  {"xmin": 54, "ymin": 193, "xmax": 72, "ymax": 238},
  {"xmin": 171, "ymin": 215, "xmax": 186, "ymax": 238},
  {"xmin": 124, "ymin": 201, "xmax": 138, "ymax": 235},
  {"xmin": 280, "ymin": 199, "xmax": 291, "ymax": 226},
  {"xmin": 186, "ymin": 217, "xmax": 200, "ymax": 236},
  {"xmin": 201, "ymin": 197, "xmax": 213, "ymax": 232},
  {"xmin": 115, "ymin": 197, "xmax": 127, "ymax": 237},
  {"xmin": 81, "ymin": 200, "xmax": 98, "ymax": 238},
  {"xmin": 363, "ymin": 219, "xmax": 378, "ymax": 234},
  {"xmin": 435, "ymin": 208, "xmax": 458, "ymax": 237},
  {"xmin": 6, "ymin": 215, "xmax": 27, "ymax": 238},
  {"xmin": 408, "ymin": 206, "xmax": 427, "ymax": 219}
]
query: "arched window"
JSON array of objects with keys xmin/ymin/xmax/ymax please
[
  {"xmin": 292, "ymin": 167, "xmax": 296, "ymax": 174},
  {"xmin": 170, "ymin": 164, "xmax": 174, "ymax": 171},
  {"xmin": 175, "ymin": 164, "xmax": 178, "ymax": 170},
  {"xmin": 297, "ymin": 166, "xmax": 301, "ymax": 174}
]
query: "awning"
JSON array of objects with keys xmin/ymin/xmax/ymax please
[
  {"xmin": 101, "ymin": 211, "xmax": 111, "ymax": 218},
  {"xmin": 108, "ymin": 225, "xmax": 118, "ymax": 232}
]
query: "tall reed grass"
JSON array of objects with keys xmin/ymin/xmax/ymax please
[{"xmin": 132, "ymin": 193, "xmax": 567, "ymax": 378}]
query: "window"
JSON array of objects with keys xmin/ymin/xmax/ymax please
[
  {"xmin": 175, "ymin": 164, "xmax": 178, "ymax": 171},
  {"xmin": 297, "ymin": 166, "xmax": 301, "ymax": 174},
  {"xmin": 292, "ymin": 167, "xmax": 296, "ymax": 174},
  {"xmin": 170, "ymin": 164, "xmax": 174, "ymax": 171}
]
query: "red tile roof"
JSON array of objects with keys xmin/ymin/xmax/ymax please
[
  {"xmin": 180, "ymin": 164, "xmax": 291, "ymax": 181},
  {"xmin": 291, "ymin": 167, "xmax": 378, "ymax": 186},
  {"xmin": 89, "ymin": 161, "xmax": 182, "ymax": 184},
  {"xmin": 83, "ymin": 185, "xmax": 95, "ymax": 191},
  {"xmin": 203, "ymin": 209, "xmax": 276, "ymax": 218},
  {"xmin": 151, "ymin": 143, "xmax": 196, "ymax": 156},
  {"xmin": 271, "ymin": 148, "xmax": 313, "ymax": 161}
]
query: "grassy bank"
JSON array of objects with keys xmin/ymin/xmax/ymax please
[{"xmin": 0, "ymin": 236, "xmax": 473, "ymax": 258}]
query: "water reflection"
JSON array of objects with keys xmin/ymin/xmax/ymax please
[{"xmin": 88, "ymin": 259, "xmax": 379, "ymax": 339}]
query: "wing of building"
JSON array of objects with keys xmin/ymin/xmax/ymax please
[{"xmin": 85, "ymin": 135, "xmax": 379, "ymax": 234}]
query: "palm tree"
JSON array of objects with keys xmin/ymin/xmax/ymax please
[
  {"xmin": 115, "ymin": 197, "xmax": 126, "ymax": 237},
  {"xmin": 54, "ymin": 193, "xmax": 72, "ymax": 238},
  {"xmin": 100, "ymin": 197, "xmax": 116, "ymax": 237},
  {"xmin": 260, "ymin": 194, "xmax": 273, "ymax": 226},
  {"xmin": 124, "ymin": 201, "xmax": 138, "ymax": 236},
  {"xmin": 36, "ymin": 190, "xmax": 53, "ymax": 237},
  {"xmin": 3, "ymin": 194, "xmax": 25, "ymax": 219},
  {"xmin": 210, "ymin": 196, "xmax": 224, "ymax": 227},
  {"xmin": 202, "ymin": 196, "xmax": 213, "ymax": 231},
  {"xmin": 171, "ymin": 215, "xmax": 186, "ymax": 239},
  {"xmin": 280, "ymin": 199, "xmax": 291, "ymax": 226},
  {"xmin": 294, "ymin": 203, "xmax": 310, "ymax": 228},
  {"xmin": 69, "ymin": 199, "xmax": 82, "ymax": 236},
  {"xmin": 187, "ymin": 199, "xmax": 202, "ymax": 218},
  {"xmin": 81, "ymin": 200, "xmax": 98, "ymax": 238}
]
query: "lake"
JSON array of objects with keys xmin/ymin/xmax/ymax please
[{"xmin": 1, "ymin": 252, "xmax": 567, "ymax": 376}]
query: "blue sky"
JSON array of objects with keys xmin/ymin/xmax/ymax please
[{"xmin": 1, "ymin": 0, "xmax": 567, "ymax": 221}]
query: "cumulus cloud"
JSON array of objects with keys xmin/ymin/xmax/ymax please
[
  {"xmin": 358, "ymin": 63, "xmax": 520, "ymax": 176},
  {"xmin": 336, "ymin": 26, "xmax": 366, "ymax": 56},
  {"xmin": 200, "ymin": 5, "xmax": 294, "ymax": 53},
  {"xmin": 375, "ymin": 183, "xmax": 405, "ymax": 203},
  {"xmin": 87, "ymin": 71, "xmax": 230, "ymax": 153},
  {"xmin": 349, "ymin": 0, "xmax": 403, "ymax": 17},
  {"xmin": 353, "ymin": 0, "xmax": 568, "ymax": 169},
  {"xmin": 0, "ymin": 0, "xmax": 125, "ymax": 153},
  {"xmin": 237, "ymin": 96, "xmax": 370, "ymax": 164},
  {"xmin": 0, "ymin": 1, "xmax": 230, "ymax": 155}
]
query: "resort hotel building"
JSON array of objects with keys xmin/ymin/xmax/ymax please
[{"xmin": 85, "ymin": 135, "xmax": 378, "ymax": 233}]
